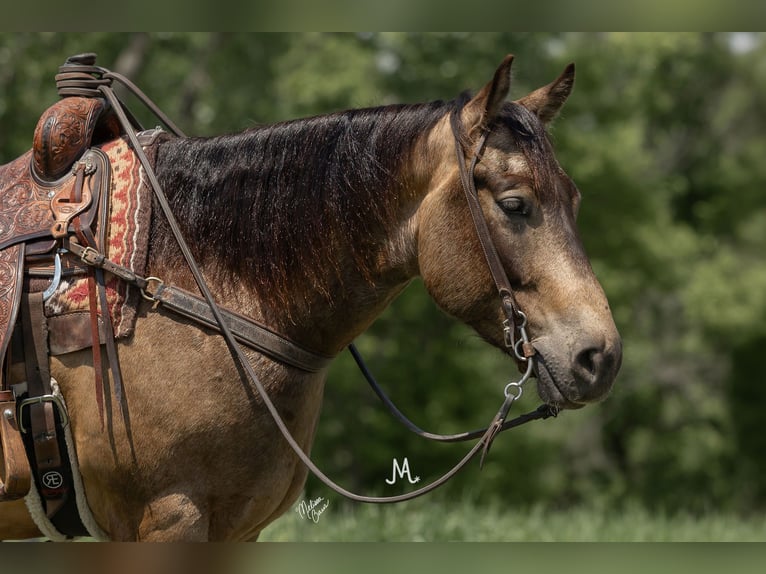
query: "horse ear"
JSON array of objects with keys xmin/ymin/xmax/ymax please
[
  {"xmin": 462, "ymin": 54, "xmax": 514, "ymax": 138},
  {"xmin": 515, "ymin": 63, "xmax": 575, "ymax": 124}
]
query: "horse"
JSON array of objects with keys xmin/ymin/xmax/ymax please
[{"xmin": 0, "ymin": 54, "xmax": 621, "ymax": 541}]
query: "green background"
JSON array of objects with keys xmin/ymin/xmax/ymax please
[{"xmin": 2, "ymin": 32, "xmax": 765, "ymax": 540}]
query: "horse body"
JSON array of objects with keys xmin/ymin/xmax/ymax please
[{"xmin": 1, "ymin": 55, "xmax": 621, "ymax": 540}]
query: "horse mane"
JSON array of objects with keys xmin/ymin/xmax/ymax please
[
  {"xmin": 149, "ymin": 96, "xmax": 560, "ymax": 313},
  {"xmin": 150, "ymin": 100, "xmax": 452, "ymax": 311}
]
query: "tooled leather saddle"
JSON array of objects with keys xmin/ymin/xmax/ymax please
[{"xmin": 0, "ymin": 54, "xmax": 123, "ymax": 532}]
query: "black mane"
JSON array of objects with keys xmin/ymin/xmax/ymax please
[{"xmin": 151, "ymin": 101, "xmax": 451, "ymax": 309}]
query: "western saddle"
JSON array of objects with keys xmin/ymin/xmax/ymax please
[
  {"xmin": 1, "ymin": 52, "xmax": 333, "ymax": 537},
  {"xmin": 0, "ymin": 53, "xmax": 126, "ymax": 529}
]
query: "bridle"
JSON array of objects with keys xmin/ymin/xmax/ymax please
[
  {"xmin": 449, "ymin": 109, "xmax": 538, "ymax": 378},
  {"xmin": 341, "ymin": 110, "xmax": 556, "ymax": 472},
  {"xmin": 60, "ymin": 60, "xmax": 558, "ymax": 504}
]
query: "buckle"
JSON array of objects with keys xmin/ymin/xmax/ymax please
[
  {"xmin": 17, "ymin": 394, "xmax": 69, "ymax": 434},
  {"xmin": 78, "ymin": 245, "xmax": 104, "ymax": 266}
]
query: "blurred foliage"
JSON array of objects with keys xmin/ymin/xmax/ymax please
[{"xmin": 2, "ymin": 32, "xmax": 764, "ymax": 514}]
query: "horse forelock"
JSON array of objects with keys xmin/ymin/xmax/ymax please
[
  {"xmin": 494, "ymin": 102, "xmax": 564, "ymax": 207},
  {"xmin": 450, "ymin": 96, "xmax": 564, "ymax": 208},
  {"xmin": 151, "ymin": 101, "xmax": 452, "ymax": 313}
]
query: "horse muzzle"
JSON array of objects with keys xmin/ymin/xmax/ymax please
[{"xmin": 531, "ymin": 333, "xmax": 623, "ymax": 409}]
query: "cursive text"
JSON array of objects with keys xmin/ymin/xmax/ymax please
[{"xmin": 295, "ymin": 496, "xmax": 330, "ymax": 524}]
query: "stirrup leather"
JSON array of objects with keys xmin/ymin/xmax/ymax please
[{"xmin": 0, "ymin": 389, "xmax": 32, "ymax": 501}]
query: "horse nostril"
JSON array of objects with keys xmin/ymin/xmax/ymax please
[
  {"xmin": 573, "ymin": 339, "xmax": 621, "ymax": 399},
  {"xmin": 575, "ymin": 345, "xmax": 603, "ymax": 381}
]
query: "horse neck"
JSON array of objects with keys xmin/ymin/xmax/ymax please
[
  {"xmin": 150, "ymin": 106, "xmax": 453, "ymax": 357},
  {"xmin": 270, "ymin": 116, "xmax": 454, "ymax": 355}
]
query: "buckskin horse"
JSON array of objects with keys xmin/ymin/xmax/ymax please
[{"xmin": 0, "ymin": 53, "xmax": 621, "ymax": 541}]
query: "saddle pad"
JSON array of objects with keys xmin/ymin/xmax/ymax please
[{"xmin": 43, "ymin": 135, "xmax": 155, "ymax": 339}]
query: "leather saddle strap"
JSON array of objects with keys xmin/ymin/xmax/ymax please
[
  {"xmin": 74, "ymin": 206, "xmax": 124, "ymax": 424},
  {"xmin": 69, "ymin": 171, "xmax": 106, "ymax": 429},
  {"xmin": 94, "ymin": 265, "xmax": 125, "ymax": 408},
  {"xmin": 64, "ymin": 239, "xmax": 334, "ymax": 373},
  {"xmin": 21, "ymin": 291, "xmax": 66, "ymax": 516},
  {"xmin": 0, "ymin": 389, "xmax": 32, "ymax": 500},
  {"xmin": 85, "ymin": 271, "xmax": 105, "ymax": 430},
  {"xmin": 147, "ymin": 283, "xmax": 334, "ymax": 374}
]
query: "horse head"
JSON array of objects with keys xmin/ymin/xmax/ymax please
[{"xmin": 417, "ymin": 56, "xmax": 622, "ymax": 409}]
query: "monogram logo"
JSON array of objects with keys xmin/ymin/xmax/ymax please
[
  {"xmin": 41, "ymin": 471, "xmax": 64, "ymax": 490},
  {"xmin": 385, "ymin": 457, "xmax": 420, "ymax": 485}
]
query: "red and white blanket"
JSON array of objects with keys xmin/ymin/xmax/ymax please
[{"xmin": 44, "ymin": 135, "xmax": 155, "ymax": 338}]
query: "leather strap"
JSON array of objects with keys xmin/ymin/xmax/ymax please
[
  {"xmin": 0, "ymin": 390, "xmax": 32, "ymax": 500},
  {"xmin": 21, "ymin": 292, "xmax": 66, "ymax": 516},
  {"xmin": 348, "ymin": 343, "xmax": 557, "ymax": 443},
  {"xmin": 70, "ymin": 164, "xmax": 106, "ymax": 429},
  {"xmin": 64, "ymin": 239, "xmax": 333, "ymax": 374},
  {"xmin": 147, "ymin": 283, "xmax": 333, "ymax": 374},
  {"xmin": 65, "ymin": 240, "xmax": 147, "ymax": 289},
  {"xmin": 449, "ymin": 110, "xmax": 526, "ymax": 335},
  {"xmin": 75, "ymin": 221, "xmax": 125, "ymax": 416},
  {"xmin": 85, "ymin": 272, "xmax": 105, "ymax": 429}
]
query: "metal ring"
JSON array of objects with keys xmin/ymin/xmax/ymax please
[
  {"xmin": 504, "ymin": 381, "xmax": 524, "ymax": 400},
  {"xmin": 514, "ymin": 337, "xmax": 527, "ymax": 362},
  {"xmin": 141, "ymin": 276, "xmax": 164, "ymax": 302},
  {"xmin": 502, "ymin": 355, "xmax": 536, "ymax": 397}
]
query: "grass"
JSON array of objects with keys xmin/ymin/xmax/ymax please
[{"xmin": 260, "ymin": 496, "xmax": 766, "ymax": 542}]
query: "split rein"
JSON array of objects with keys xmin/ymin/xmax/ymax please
[{"xmin": 61, "ymin": 59, "xmax": 558, "ymax": 504}]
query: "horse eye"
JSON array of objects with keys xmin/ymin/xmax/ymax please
[{"xmin": 498, "ymin": 197, "xmax": 528, "ymax": 216}]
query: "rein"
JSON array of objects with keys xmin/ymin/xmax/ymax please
[
  {"xmin": 63, "ymin": 59, "xmax": 556, "ymax": 503},
  {"xmin": 349, "ymin": 344, "xmax": 558, "ymax": 445}
]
